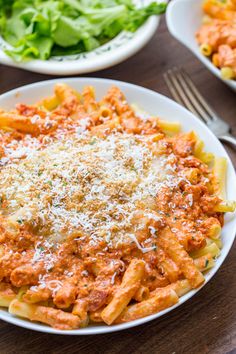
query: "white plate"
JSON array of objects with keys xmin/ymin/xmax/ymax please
[
  {"xmin": 0, "ymin": 78, "xmax": 235, "ymax": 335},
  {"xmin": 0, "ymin": 1, "xmax": 160, "ymax": 76},
  {"xmin": 166, "ymin": 0, "xmax": 236, "ymax": 92}
]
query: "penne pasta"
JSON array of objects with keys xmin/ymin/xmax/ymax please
[
  {"xmin": 99, "ymin": 106, "xmax": 113, "ymax": 120},
  {"xmin": 101, "ymin": 259, "xmax": 145, "ymax": 325},
  {"xmin": 54, "ymin": 83, "xmax": 80, "ymax": 116},
  {"xmin": 41, "ymin": 95, "xmax": 60, "ymax": 111},
  {"xmin": 116, "ymin": 288, "xmax": 178, "ymax": 323},
  {"xmin": 82, "ymin": 86, "xmax": 98, "ymax": 113},
  {"xmin": 213, "ymin": 238, "xmax": 223, "ymax": 250},
  {"xmin": 0, "ymin": 291, "xmax": 16, "ymax": 307},
  {"xmin": 9, "ymin": 299, "xmax": 81, "ymax": 330},
  {"xmin": 133, "ymin": 285, "xmax": 150, "ymax": 302},
  {"xmin": 206, "ymin": 222, "xmax": 222, "ymax": 240},
  {"xmin": 89, "ymin": 309, "xmax": 104, "ymax": 323},
  {"xmin": 213, "ymin": 157, "xmax": 227, "ymax": 199},
  {"xmin": 159, "ymin": 257, "xmax": 179, "ymax": 283},
  {"xmin": 194, "ymin": 253, "xmax": 215, "ymax": 272},
  {"xmin": 191, "ymin": 242, "xmax": 220, "ymax": 259},
  {"xmin": 0, "ymin": 112, "xmax": 41, "ymax": 135},
  {"xmin": 0, "ymin": 83, "xmax": 233, "ymax": 330},
  {"xmin": 163, "ymin": 279, "xmax": 192, "ymax": 297},
  {"xmin": 72, "ymin": 299, "xmax": 89, "ymax": 328},
  {"xmin": 53, "ymin": 282, "xmax": 77, "ymax": 309},
  {"xmin": 23, "ymin": 288, "xmax": 51, "ymax": 304},
  {"xmin": 193, "ymin": 138, "xmax": 214, "ymax": 164},
  {"xmin": 158, "ymin": 120, "xmax": 181, "ymax": 135},
  {"xmin": 157, "ymin": 228, "xmax": 205, "ymax": 288},
  {"xmin": 131, "ymin": 103, "xmax": 181, "ymax": 135},
  {"xmin": 214, "ymin": 201, "xmax": 236, "ymax": 212}
]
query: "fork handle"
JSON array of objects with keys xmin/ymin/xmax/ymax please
[{"xmin": 219, "ymin": 133, "xmax": 236, "ymax": 149}]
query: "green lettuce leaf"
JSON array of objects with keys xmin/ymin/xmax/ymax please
[{"xmin": 0, "ymin": 0, "xmax": 167, "ymax": 62}]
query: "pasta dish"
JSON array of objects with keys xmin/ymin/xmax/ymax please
[
  {"xmin": 196, "ymin": 0, "xmax": 236, "ymax": 80},
  {"xmin": 0, "ymin": 83, "xmax": 235, "ymax": 330}
]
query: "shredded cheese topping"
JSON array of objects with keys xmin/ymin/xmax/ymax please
[{"xmin": 0, "ymin": 131, "xmax": 186, "ymax": 250}]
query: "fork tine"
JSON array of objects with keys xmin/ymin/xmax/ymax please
[
  {"xmin": 180, "ymin": 69, "xmax": 216, "ymax": 119},
  {"xmin": 174, "ymin": 69, "xmax": 212, "ymax": 124},
  {"xmin": 163, "ymin": 72, "xmax": 185, "ymax": 106},
  {"xmin": 164, "ymin": 69, "xmax": 201, "ymax": 120}
]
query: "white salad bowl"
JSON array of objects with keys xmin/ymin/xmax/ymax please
[
  {"xmin": 0, "ymin": 77, "xmax": 235, "ymax": 335},
  {"xmin": 0, "ymin": 1, "xmax": 161, "ymax": 76},
  {"xmin": 166, "ymin": 0, "xmax": 236, "ymax": 92}
]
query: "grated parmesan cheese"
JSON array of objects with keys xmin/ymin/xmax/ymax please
[{"xmin": 0, "ymin": 131, "xmax": 188, "ymax": 254}]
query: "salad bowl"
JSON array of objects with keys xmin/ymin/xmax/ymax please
[{"xmin": 0, "ymin": 1, "xmax": 162, "ymax": 76}]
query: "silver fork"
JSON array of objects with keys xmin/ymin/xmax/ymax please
[{"xmin": 163, "ymin": 68, "xmax": 236, "ymax": 149}]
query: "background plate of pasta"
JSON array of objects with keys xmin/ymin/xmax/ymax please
[
  {"xmin": 166, "ymin": 0, "xmax": 236, "ymax": 92},
  {"xmin": 0, "ymin": 78, "xmax": 235, "ymax": 335}
]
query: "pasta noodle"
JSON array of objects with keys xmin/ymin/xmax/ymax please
[
  {"xmin": 116, "ymin": 288, "xmax": 178, "ymax": 323},
  {"xmin": 101, "ymin": 259, "xmax": 145, "ymax": 325}
]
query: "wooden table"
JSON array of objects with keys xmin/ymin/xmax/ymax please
[{"xmin": 0, "ymin": 17, "xmax": 235, "ymax": 354}]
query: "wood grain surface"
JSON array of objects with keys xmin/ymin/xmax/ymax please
[{"xmin": 0, "ymin": 17, "xmax": 235, "ymax": 354}]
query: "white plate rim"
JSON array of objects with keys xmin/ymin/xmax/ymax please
[
  {"xmin": 166, "ymin": 0, "xmax": 236, "ymax": 92},
  {"xmin": 0, "ymin": 77, "xmax": 235, "ymax": 335}
]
